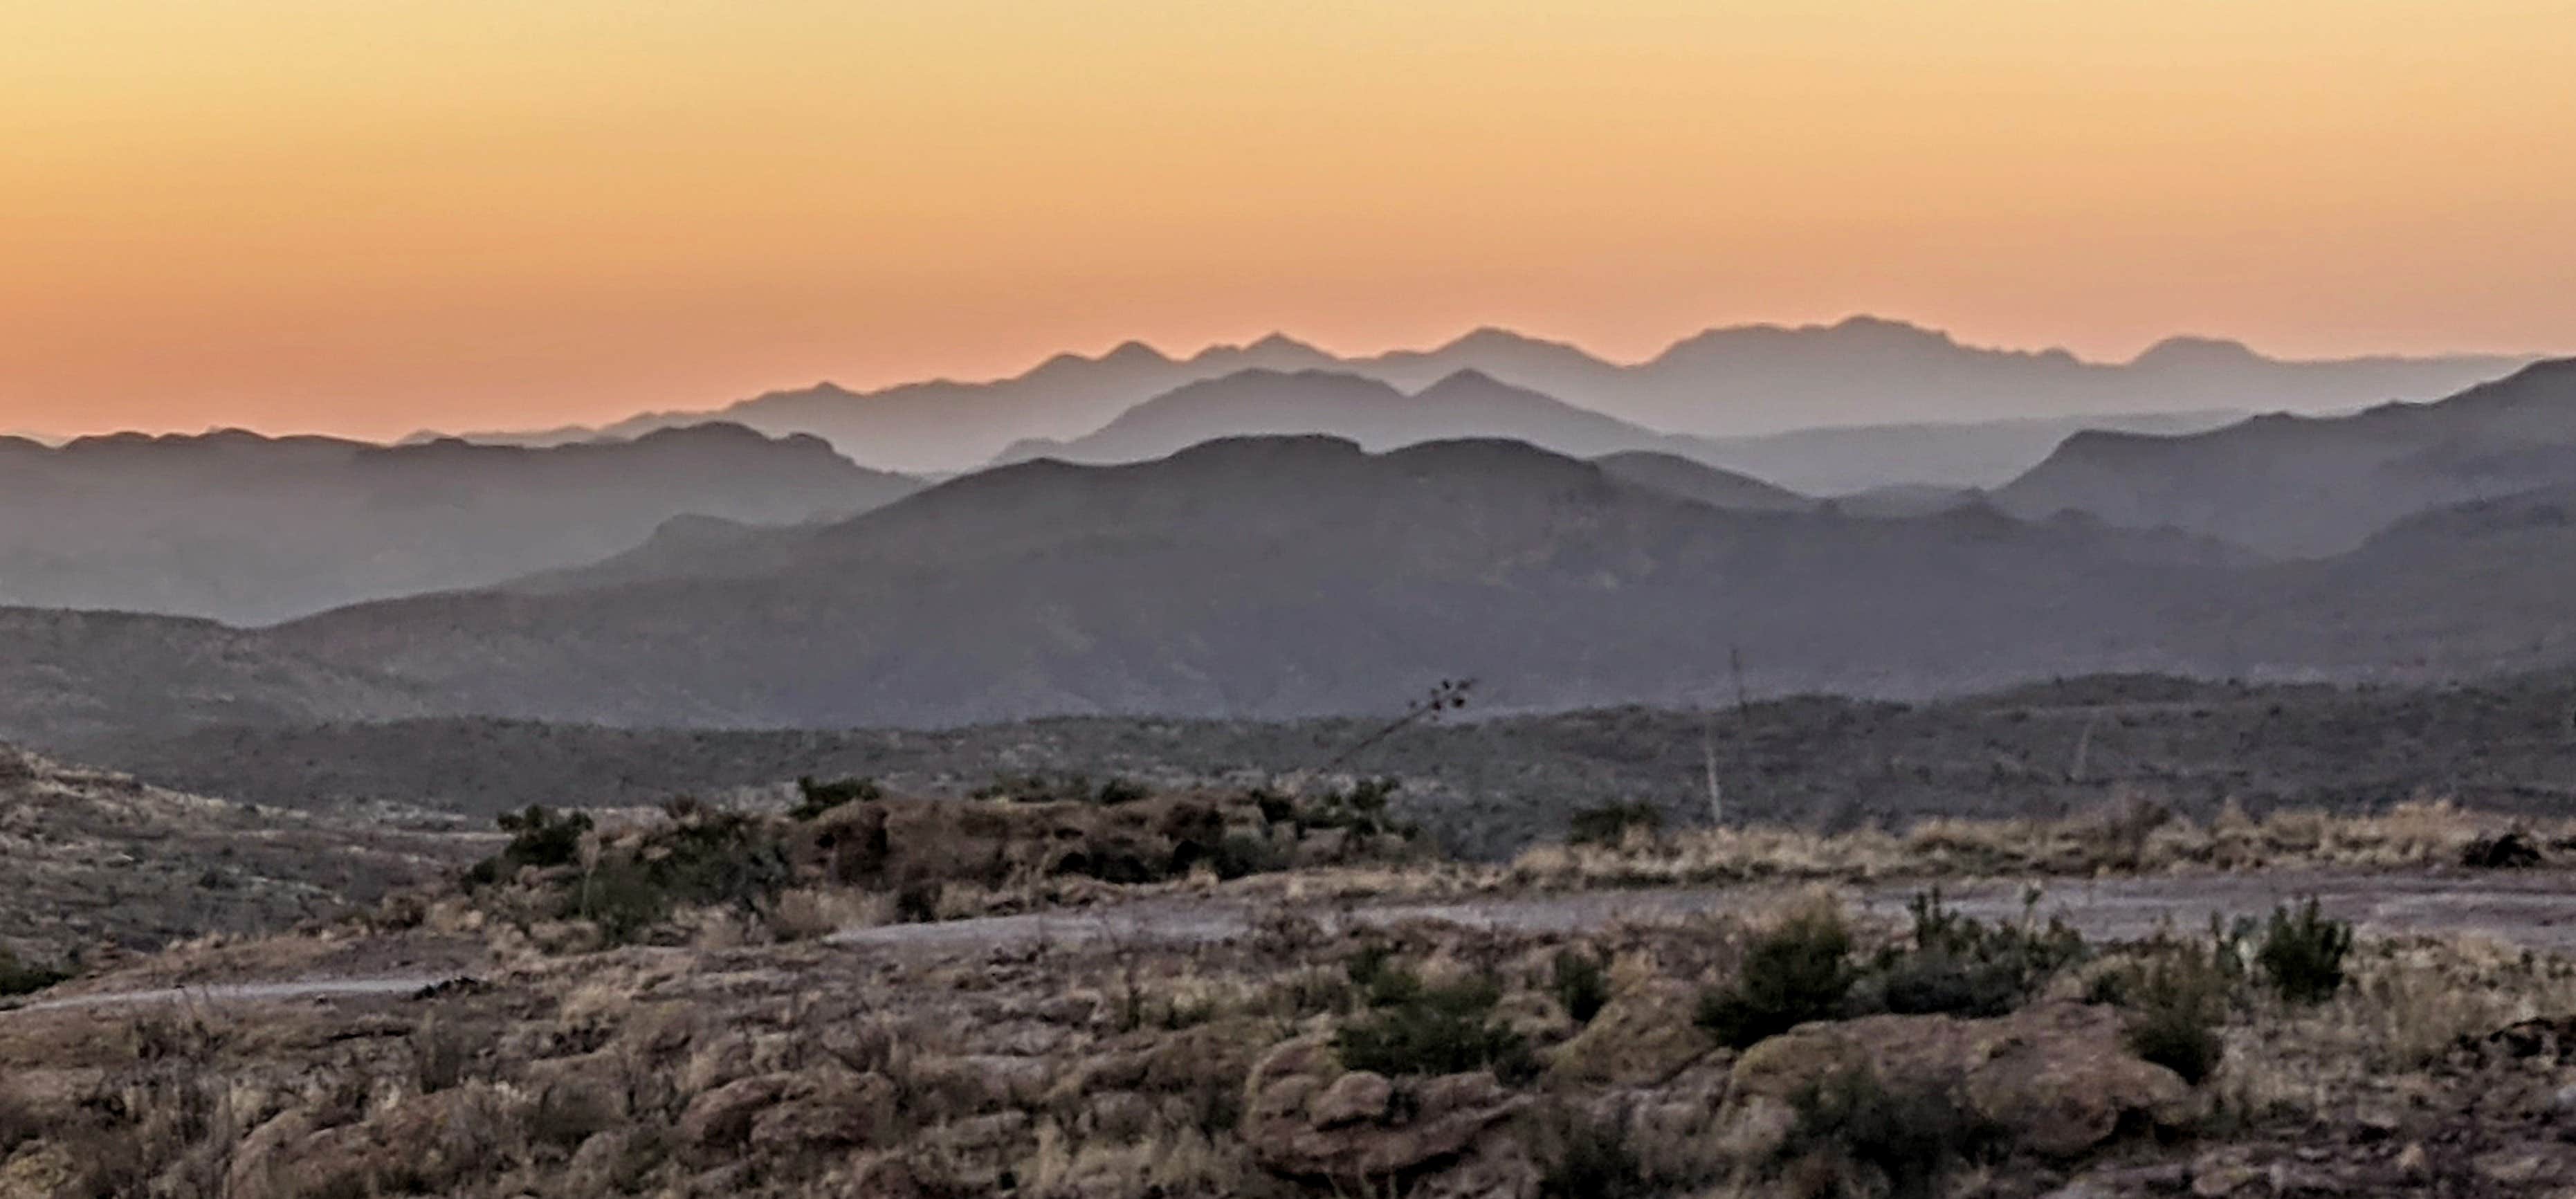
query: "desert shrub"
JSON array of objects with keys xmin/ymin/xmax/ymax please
[
  {"xmin": 1248, "ymin": 788, "xmax": 1297, "ymax": 825},
  {"xmin": 1298, "ymin": 777, "xmax": 1403, "ymax": 837},
  {"xmin": 0, "ymin": 946, "xmax": 69, "ymax": 997},
  {"xmin": 1551, "ymin": 949, "xmax": 1612, "ymax": 1025},
  {"xmin": 791, "ymin": 774, "xmax": 881, "ymax": 821},
  {"xmin": 893, "ymin": 880, "xmax": 942, "ymax": 924},
  {"xmin": 1864, "ymin": 889, "xmax": 2089, "ymax": 1018},
  {"xmin": 1698, "ymin": 906, "xmax": 1854, "ymax": 1049},
  {"xmin": 1210, "ymin": 834, "xmax": 1290, "ymax": 881},
  {"xmin": 470, "ymin": 805, "xmax": 593, "ymax": 884},
  {"xmin": 1346, "ymin": 944, "xmax": 1412, "ymax": 1006},
  {"xmin": 1567, "ymin": 801, "xmax": 1663, "ymax": 848},
  {"xmin": 2461, "ymin": 831, "xmax": 2543, "ymax": 868},
  {"xmin": 974, "ymin": 771, "xmax": 1148, "ymax": 805},
  {"xmin": 2256, "ymin": 898, "xmax": 2353, "ymax": 1005},
  {"xmin": 1786, "ymin": 1065, "xmax": 1995, "ymax": 1199},
  {"xmin": 1335, "ymin": 965, "xmax": 1537, "ymax": 1083},
  {"xmin": 574, "ymin": 859, "xmax": 669, "ymax": 944},
  {"xmin": 1094, "ymin": 777, "xmax": 1150, "ymax": 805},
  {"xmin": 2117, "ymin": 941, "xmax": 2231, "ymax": 1084},
  {"xmin": 409, "ymin": 1016, "xmax": 473, "ymax": 1094},
  {"xmin": 567, "ymin": 809, "xmax": 794, "ymax": 944},
  {"xmin": 1536, "ymin": 1107, "xmax": 1650, "ymax": 1199}
]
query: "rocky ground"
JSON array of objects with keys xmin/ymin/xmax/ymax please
[
  {"xmin": 10, "ymin": 769, "xmax": 2576, "ymax": 1196},
  {"xmin": 0, "ymin": 747, "xmax": 483, "ymax": 975}
]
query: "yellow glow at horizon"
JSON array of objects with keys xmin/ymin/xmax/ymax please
[{"xmin": 5, "ymin": 1, "xmax": 2572, "ymax": 437}]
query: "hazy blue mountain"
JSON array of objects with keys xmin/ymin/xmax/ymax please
[
  {"xmin": 8, "ymin": 432, "xmax": 2576, "ymax": 747},
  {"xmin": 438, "ymin": 318, "xmax": 2526, "ymax": 473},
  {"xmin": 0, "ymin": 423, "xmax": 917, "ymax": 623},
  {"xmin": 242, "ymin": 436, "xmax": 2246, "ymax": 730},
  {"xmin": 994, "ymin": 367, "xmax": 1791, "ymax": 478},
  {"xmin": 1685, "ymin": 410, "xmax": 2250, "ymax": 495}
]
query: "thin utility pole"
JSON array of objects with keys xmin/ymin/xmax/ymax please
[
  {"xmin": 1702, "ymin": 711, "xmax": 1723, "ymax": 826},
  {"xmin": 1728, "ymin": 645, "xmax": 1753, "ymax": 821}
]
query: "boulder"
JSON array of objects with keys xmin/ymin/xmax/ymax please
[
  {"xmin": 748, "ymin": 1070, "xmax": 901, "ymax": 1153},
  {"xmin": 1242, "ymin": 1036, "xmax": 1531, "ymax": 1188},
  {"xmin": 1309, "ymin": 1070, "xmax": 1394, "ymax": 1128},
  {"xmin": 677, "ymin": 1074, "xmax": 791, "ymax": 1151},
  {"xmin": 224, "ymin": 1088, "xmax": 511, "ymax": 1199},
  {"xmin": 1546, "ymin": 980, "xmax": 1712, "ymax": 1086},
  {"xmin": 1730, "ymin": 1000, "xmax": 2197, "ymax": 1160}
]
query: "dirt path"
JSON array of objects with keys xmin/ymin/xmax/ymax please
[
  {"xmin": 826, "ymin": 869, "xmax": 2576, "ymax": 953},
  {"xmin": 4, "ymin": 975, "xmax": 457, "ymax": 1015},
  {"xmin": 18, "ymin": 869, "xmax": 2576, "ymax": 1014}
]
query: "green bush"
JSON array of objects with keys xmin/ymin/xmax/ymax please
[
  {"xmin": 893, "ymin": 881, "xmax": 942, "ymax": 924},
  {"xmin": 0, "ymin": 948, "xmax": 68, "ymax": 997},
  {"xmin": 2255, "ymin": 898, "xmax": 2353, "ymax": 1005},
  {"xmin": 1094, "ymin": 777, "xmax": 1150, "ymax": 805},
  {"xmin": 1536, "ymin": 1108, "xmax": 1650, "ymax": 1199},
  {"xmin": 496, "ymin": 805, "xmax": 592, "ymax": 868},
  {"xmin": 1567, "ymin": 801, "xmax": 1664, "ymax": 848},
  {"xmin": 466, "ymin": 805, "xmax": 594, "ymax": 886},
  {"xmin": 790, "ymin": 775, "xmax": 880, "ymax": 821},
  {"xmin": 1787, "ymin": 1065, "xmax": 1995, "ymax": 1199},
  {"xmin": 1335, "ymin": 964, "xmax": 1537, "ymax": 1083},
  {"xmin": 1210, "ymin": 834, "xmax": 1290, "ymax": 881},
  {"xmin": 2118, "ymin": 941, "xmax": 2231, "ymax": 1084},
  {"xmin": 1866, "ymin": 889, "xmax": 2089, "ymax": 1018},
  {"xmin": 562, "ymin": 809, "xmax": 792, "ymax": 944},
  {"xmin": 1698, "ymin": 906, "xmax": 1854, "ymax": 1049},
  {"xmin": 1248, "ymin": 788, "xmax": 1297, "ymax": 825},
  {"xmin": 1552, "ymin": 949, "xmax": 1612, "ymax": 1025}
]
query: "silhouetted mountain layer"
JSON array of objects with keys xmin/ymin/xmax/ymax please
[
  {"xmin": 0, "ymin": 607, "xmax": 428, "ymax": 745},
  {"xmin": 994, "ymin": 367, "xmax": 1722, "ymax": 465},
  {"xmin": 11, "ymin": 431, "xmax": 2576, "ymax": 749},
  {"xmin": 995, "ymin": 368, "xmax": 1846, "ymax": 506},
  {"xmin": 0, "ymin": 423, "xmax": 918, "ymax": 623},
  {"xmin": 446, "ymin": 318, "xmax": 2526, "ymax": 473},
  {"xmin": 999, "ymin": 367, "xmax": 2260, "ymax": 497},
  {"xmin": 241, "ymin": 436, "xmax": 2248, "ymax": 729},
  {"xmin": 1684, "ymin": 410, "xmax": 2251, "ymax": 495},
  {"xmin": 1590, "ymin": 452, "xmax": 1814, "ymax": 512},
  {"xmin": 1996, "ymin": 358, "xmax": 2576, "ymax": 557}
]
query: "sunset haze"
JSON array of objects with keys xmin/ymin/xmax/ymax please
[{"xmin": 7, "ymin": 0, "xmax": 2573, "ymax": 439}]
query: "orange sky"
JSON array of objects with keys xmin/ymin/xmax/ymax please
[{"xmin": 6, "ymin": 0, "xmax": 2573, "ymax": 440}]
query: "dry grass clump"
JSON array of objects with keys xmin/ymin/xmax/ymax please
[
  {"xmin": 2214, "ymin": 932, "xmax": 2576, "ymax": 1123},
  {"xmin": 1513, "ymin": 798, "xmax": 2575, "ymax": 887}
]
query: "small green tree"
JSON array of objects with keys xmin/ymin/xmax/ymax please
[
  {"xmin": 2117, "ymin": 940, "xmax": 2231, "ymax": 1083},
  {"xmin": 1698, "ymin": 905, "xmax": 1854, "ymax": 1048},
  {"xmin": 1552, "ymin": 949, "xmax": 1612, "ymax": 1025},
  {"xmin": 2256, "ymin": 897, "xmax": 2353, "ymax": 1005},
  {"xmin": 791, "ymin": 775, "xmax": 881, "ymax": 821}
]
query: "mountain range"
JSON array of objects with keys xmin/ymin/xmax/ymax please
[
  {"xmin": 1996, "ymin": 358, "xmax": 2576, "ymax": 556},
  {"xmin": 0, "ymin": 423, "xmax": 916, "ymax": 623},
  {"xmin": 437, "ymin": 317, "xmax": 2528, "ymax": 474},
  {"xmin": 6, "ymin": 338, "xmax": 2575, "ymax": 755},
  {"xmin": 19, "ymin": 421, "xmax": 2576, "ymax": 752}
]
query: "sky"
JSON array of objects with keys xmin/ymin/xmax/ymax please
[{"xmin": 6, "ymin": 1, "xmax": 2574, "ymax": 441}]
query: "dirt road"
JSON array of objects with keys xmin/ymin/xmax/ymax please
[{"xmin": 16, "ymin": 869, "xmax": 2576, "ymax": 1014}]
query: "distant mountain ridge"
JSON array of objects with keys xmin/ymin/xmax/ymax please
[
  {"xmin": 989, "ymin": 365, "xmax": 2269, "ymax": 497},
  {"xmin": 248, "ymin": 433, "xmax": 2245, "ymax": 729},
  {"xmin": 992, "ymin": 367, "xmax": 1799, "ymax": 479},
  {"xmin": 435, "ymin": 316, "xmax": 2530, "ymax": 472},
  {"xmin": 1996, "ymin": 357, "xmax": 2576, "ymax": 556},
  {"xmin": 7, "ymin": 426, "xmax": 2576, "ymax": 749},
  {"xmin": 0, "ymin": 422, "xmax": 919, "ymax": 623}
]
